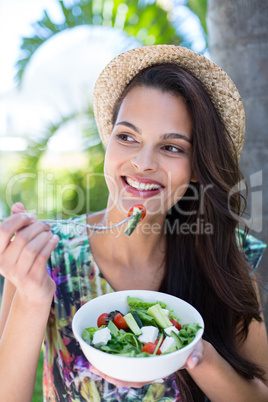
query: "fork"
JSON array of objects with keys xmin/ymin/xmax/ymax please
[{"xmin": 0, "ymin": 216, "xmax": 133, "ymax": 231}]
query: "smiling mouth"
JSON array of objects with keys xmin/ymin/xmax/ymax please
[{"xmin": 123, "ymin": 176, "xmax": 163, "ymax": 191}]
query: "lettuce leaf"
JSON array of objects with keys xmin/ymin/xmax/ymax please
[
  {"xmin": 99, "ymin": 330, "xmax": 142, "ymax": 355},
  {"xmin": 82, "ymin": 326, "xmax": 103, "ymax": 344},
  {"xmin": 127, "ymin": 296, "xmax": 167, "ymax": 310},
  {"xmin": 127, "ymin": 296, "xmax": 180, "ymax": 326}
]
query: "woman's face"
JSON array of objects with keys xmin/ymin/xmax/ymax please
[{"xmin": 104, "ymin": 85, "xmax": 195, "ymax": 219}]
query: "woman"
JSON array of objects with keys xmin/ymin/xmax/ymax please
[{"xmin": 0, "ymin": 45, "xmax": 267, "ymax": 401}]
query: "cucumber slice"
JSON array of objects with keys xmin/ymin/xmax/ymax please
[
  {"xmin": 124, "ymin": 208, "xmax": 142, "ymax": 236},
  {"xmin": 170, "ymin": 330, "xmax": 183, "ymax": 349},
  {"xmin": 162, "ymin": 346, "xmax": 177, "ymax": 355},
  {"xmin": 124, "ymin": 313, "xmax": 142, "ymax": 335},
  {"xmin": 147, "ymin": 304, "xmax": 173, "ymax": 329},
  {"xmin": 107, "ymin": 320, "xmax": 119, "ymax": 336},
  {"xmin": 132, "ymin": 311, "xmax": 143, "ymax": 328}
]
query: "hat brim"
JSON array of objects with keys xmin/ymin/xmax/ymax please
[{"xmin": 93, "ymin": 45, "xmax": 245, "ymax": 158}]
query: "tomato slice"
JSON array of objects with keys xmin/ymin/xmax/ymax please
[
  {"xmin": 113, "ymin": 313, "xmax": 129, "ymax": 330},
  {"xmin": 142, "ymin": 342, "xmax": 162, "ymax": 355},
  {"xmin": 127, "ymin": 204, "xmax": 146, "ymax": 221},
  {"xmin": 97, "ymin": 313, "xmax": 109, "ymax": 328},
  {"xmin": 170, "ymin": 319, "xmax": 182, "ymax": 331}
]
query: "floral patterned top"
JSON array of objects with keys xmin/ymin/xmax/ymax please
[
  {"xmin": 44, "ymin": 215, "xmax": 180, "ymax": 401},
  {"xmin": 44, "ymin": 215, "xmax": 266, "ymax": 402}
]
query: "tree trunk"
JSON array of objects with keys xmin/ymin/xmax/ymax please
[{"xmin": 207, "ymin": 0, "xmax": 268, "ymax": 327}]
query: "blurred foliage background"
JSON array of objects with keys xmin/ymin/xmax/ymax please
[{"xmin": 0, "ymin": 0, "xmax": 207, "ymax": 220}]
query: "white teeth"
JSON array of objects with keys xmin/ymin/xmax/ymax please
[
  {"xmin": 125, "ymin": 177, "xmax": 161, "ymax": 191},
  {"xmin": 140, "ymin": 183, "xmax": 146, "ymax": 190}
]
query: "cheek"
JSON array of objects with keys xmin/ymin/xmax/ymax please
[
  {"xmin": 103, "ymin": 157, "xmax": 118, "ymax": 199},
  {"xmin": 170, "ymin": 163, "xmax": 193, "ymax": 198},
  {"xmin": 104, "ymin": 143, "xmax": 117, "ymax": 174},
  {"xmin": 104, "ymin": 141, "xmax": 131, "ymax": 174},
  {"xmin": 103, "ymin": 147, "xmax": 116, "ymax": 191},
  {"xmin": 103, "ymin": 144, "xmax": 126, "ymax": 192},
  {"xmin": 103, "ymin": 152, "xmax": 110, "ymax": 175}
]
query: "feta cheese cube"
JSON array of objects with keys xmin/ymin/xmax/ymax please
[
  {"xmin": 164, "ymin": 325, "xmax": 179, "ymax": 336},
  {"xmin": 160, "ymin": 336, "xmax": 176, "ymax": 353},
  {"xmin": 138, "ymin": 326, "xmax": 159, "ymax": 344},
  {"xmin": 162, "ymin": 308, "xmax": 170, "ymax": 317},
  {"xmin": 92, "ymin": 327, "xmax": 111, "ymax": 348}
]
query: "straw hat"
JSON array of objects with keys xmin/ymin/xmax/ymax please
[{"xmin": 93, "ymin": 45, "xmax": 245, "ymax": 158}]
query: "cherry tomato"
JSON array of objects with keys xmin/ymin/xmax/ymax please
[
  {"xmin": 127, "ymin": 204, "xmax": 146, "ymax": 221},
  {"xmin": 97, "ymin": 313, "xmax": 109, "ymax": 328},
  {"xmin": 170, "ymin": 319, "xmax": 182, "ymax": 331},
  {"xmin": 142, "ymin": 342, "xmax": 162, "ymax": 355},
  {"xmin": 113, "ymin": 313, "xmax": 129, "ymax": 330}
]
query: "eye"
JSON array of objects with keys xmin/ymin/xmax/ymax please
[
  {"xmin": 116, "ymin": 133, "xmax": 137, "ymax": 143},
  {"xmin": 162, "ymin": 145, "xmax": 185, "ymax": 154}
]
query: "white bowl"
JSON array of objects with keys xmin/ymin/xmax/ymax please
[{"xmin": 72, "ymin": 290, "xmax": 204, "ymax": 382}]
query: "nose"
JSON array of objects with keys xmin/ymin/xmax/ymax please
[{"xmin": 131, "ymin": 144, "xmax": 158, "ymax": 172}]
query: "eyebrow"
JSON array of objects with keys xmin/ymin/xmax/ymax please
[
  {"xmin": 116, "ymin": 121, "xmax": 192, "ymax": 144},
  {"xmin": 116, "ymin": 121, "xmax": 142, "ymax": 134},
  {"xmin": 160, "ymin": 133, "xmax": 192, "ymax": 144}
]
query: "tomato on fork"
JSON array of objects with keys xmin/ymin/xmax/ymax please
[{"xmin": 127, "ymin": 204, "xmax": 146, "ymax": 221}]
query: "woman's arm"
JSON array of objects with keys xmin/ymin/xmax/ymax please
[
  {"xmin": 187, "ymin": 331, "xmax": 268, "ymax": 401},
  {"xmin": 0, "ymin": 288, "xmax": 55, "ymax": 401},
  {"xmin": 187, "ymin": 296, "xmax": 268, "ymax": 401},
  {"xmin": 0, "ymin": 279, "xmax": 16, "ymax": 338},
  {"xmin": 0, "ymin": 213, "xmax": 59, "ymax": 402}
]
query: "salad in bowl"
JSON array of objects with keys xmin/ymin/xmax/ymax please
[{"xmin": 72, "ymin": 290, "xmax": 204, "ymax": 382}]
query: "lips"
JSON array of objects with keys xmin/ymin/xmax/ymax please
[{"xmin": 122, "ymin": 176, "xmax": 164, "ymax": 198}]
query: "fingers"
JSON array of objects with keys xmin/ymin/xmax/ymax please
[
  {"xmin": 89, "ymin": 366, "xmax": 151, "ymax": 388},
  {"xmin": 0, "ymin": 208, "xmax": 60, "ymax": 304},
  {"xmin": 11, "ymin": 202, "xmax": 27, "ymax": 214},
  {"xmin": 16, "ymin": 233, "xmax": 59, "ymax": 293},
  {"xmin": 0, "ymin": 214, "xmax": 59, "ymax": 284},
  {"xmin": 6, "ymin": 220, "xmax": 52, "ymax": 265},
  {"xmin": 0, "ymin": 214, "xmax": 37, "ymax": 254},
  {"xmin": 10, "ymin": 231, "xmax": 56, "ymax": 282},
  {"xmin": 34, "ymin": 233, "xmax": 59, "ymax": 265},
  {"xmin": 186, "ymin": 353, "xmax": 202, "ymax": 369},
  {"xmin": 185, "ymin": 339, "xmax": 204, "ymax": 370},
  {"xmin": 20, "ymin": 230, "xmax": 58, "ymax": 270},
  {"xmin": 14, "ymin": 232, "xmax": 59, "ymax": 304}
]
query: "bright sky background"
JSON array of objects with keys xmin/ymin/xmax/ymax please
[
  {"xmin": 0, "ymin": 0, "xmax": 205, "ymax": 94},
  {"xmin": 0, "ymin": 0, "xmax": 206, "ymax": 152},
  {"xmin": 0, "ymin": 0, "xmax": 64, "ymax": 94}
]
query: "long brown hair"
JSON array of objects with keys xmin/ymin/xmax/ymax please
[{"xmin": 112, "ymin": 64, "xmax": 264, "ymax": 401}]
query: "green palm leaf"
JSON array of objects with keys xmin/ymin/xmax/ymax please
[{"xmin": 16, "ymin": 0, "xmax": 183, "ymax": 84}]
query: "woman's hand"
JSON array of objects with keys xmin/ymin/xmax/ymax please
[
  {"xmin": 89, "ymin": 366, "xmax": 153, "ymax": 388},
  {"xmin": 184, "ymin": 338, "xmax": 204, "ymax": 369},
  {"xmin": 89, "ymin": 339, "xmax": 204, "ymax": 388},
  {"xmin": 0, "ymin": 203, "xmax": 59, "ymax": 306}
]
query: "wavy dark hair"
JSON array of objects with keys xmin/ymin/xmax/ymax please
[{"xmin": 112, "ymin": 64, "xmax": 264, "ymax": 401}]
